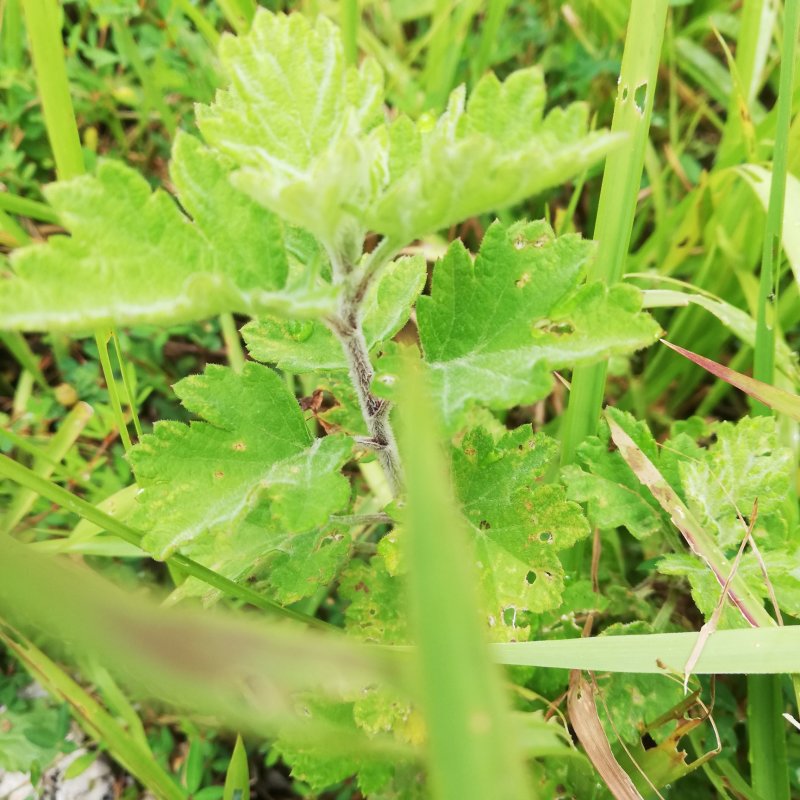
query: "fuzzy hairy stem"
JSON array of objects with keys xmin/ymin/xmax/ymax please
[
  {"xmin": 338, "ymin": 316, "xmax": 403, "ymax": 494},
  {"xmin": 326, "ymin": 237, "xmax": 405, "ymax": 495},
  {"xmin": 328, "ymin": 289, "xmax": 403, "ymax": 495}
]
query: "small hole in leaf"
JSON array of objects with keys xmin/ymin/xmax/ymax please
[
  {"xmin": 539, "ymin": 531, "xmax": 554, "ymax": 544},
  {"xmin": 641, "ymin": 733, "xmax": 657, "ymax": 751},
  {"xmin": 525, "ymin": 571, "xmax": 536, "ymax": 585},
  {"xmin": 479, "ymin": 520, "xmax": 491, "ymax": 530},
  {"xmin": 515, "ymin": 272, "xmax": 531, "ymax": 288},
  {"xmin": 547, "ymin": 322, "xmax": 574, "ymax": 335},
  {"xmin": 503, "ymin": 607, "xmax": 517, "ymax": 626},
  {"xmin": 634, "ymin": 83, "xmax": 647, "ymax": 113},
  {"xmin": 621, "ymin": 85, "xmax": 629, "ymax": 102}
]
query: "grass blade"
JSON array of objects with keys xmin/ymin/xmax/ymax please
[
  {"xmin": 489, "ymin": 626, "xmax": 800, "ymax": 674},
  {"xmin": 0, "ymin": 623, "xmax": 186, "ymax": 800},
  {"xmin": 560, "ymin": 0, "xmax": 669, "ymax": 466},
  {"xmin": 397, "ymin": 360, "xmax": 531, "ymax": 800},
  {"xmin": 661, "ymin": 339, "xmax": 800, "ymax": 420},
  {"xmin": 223, "ymin": 735, "xmax": 250, "ymax": 800},
  {"xmin": 0, "ymin": 534, "xmax": 401, "ymax": 737},
  {"xmin": 2, "ymin": 401, "xmax": 93, "ymax": 534},
  {"xmin": 0, "ymin": 452, "xmax": 331, "ymax": 629},
  {"xmin": 20, "ymin": 0, "xmax": 84, "ymax": 180}
]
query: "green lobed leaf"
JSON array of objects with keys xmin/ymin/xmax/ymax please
[
  {"xmin": 678, "ymin": 416, "xmax": 794, "ymax": 550},
  {"xmin": 243, "ymin": 255, "xmax": 426, "ymax": 371},
  {"xmin": 561, "ymin": 412, "xmax": 668, "ymax": 539},
  {"xmin": 0, "ymin": 137, "xmax": 334, "ymax": 333},
  {"xmin": 565, "ymin": 409, "xmax": 799, "ymax": 625},
  {"xmin": 166, "ymin": 510, "xmax": 352, "ymax": 607},
  {"xmin": 340, "ymin": 551, "xmax": 409, "ymax": 645},
  {"xmin": 367, "ymin": 72, "xmax": 621, "ymax": 244},
  {"xmin": 271, "ymin": 700, "xmax": 395, "ymax": 795},
  {"xmin": 0, "ymin": 703, "xmax": 66, "ymax": 773},
  {"xmin": 415, "ymin": 221, "xmax": 661, "ymax": 429},
  {"xmin": 198, "ymin": 10, "xmax": 619, "ymax": 256},
  {"xmin": 196, "ymin": 9, "xmax": 385, "ymax": 263},
  {"xmin": 452, "ymin": 426, "xmax": 591, "ymax": 638},
  {"xmin": 129, "ymin": 362, "xmax": 352, "ymax": 559},
  {"xmin": 596, "ymin": 623, "xmax": 686, "ymax": 744}
]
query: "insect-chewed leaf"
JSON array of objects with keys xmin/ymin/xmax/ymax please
[
  {"xmin": 129, "ymin": 363, "xmax": 352, "ymax": 560},
  {"xmin": 0, "ymin": 136, "xmax": 335, "ymax": 333},
  {"xmin": 416, "ymin": 221, "xmax": 661, "ymax": 429},
  {"xmin": 452, "ymin": 426, "xmax": 591, "ymax": 638}
]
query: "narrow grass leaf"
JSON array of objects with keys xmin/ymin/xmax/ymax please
[
  {"xmin": 396, "ymin": 359, "xmax": 531, "ymax": 800},
  {"xmin": 2, "ymin": 401, "xmax": 93, "ymax": 534},
  {"xmin": 0, "ymin": 535, "xmax": 402, "ymax": 738},
  {"xmin": 661, "ymin": 340, "xmax": 800, "ymax": 421},
  {"xmin": 223, "ymin": 735, "xmax": 250, "ymax": 800},
  {"xmin": 561, "ymin": 0, "xmax": 669, "ymax": 464},
  {"xmin": 0, "ymin": 625, "xmax": 186, "ymax": 800},
  {"xmin": 489, "ymin": 626, "xmax": 799, "ymax": 674}
]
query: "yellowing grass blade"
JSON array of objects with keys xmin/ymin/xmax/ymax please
[
  {"xmin": 606, "ymin": 409, "xmax": 772, "ymax": 628},
  {"xmin": 661, "ymin": 339, "xmax": 800, "ymax": 420}
]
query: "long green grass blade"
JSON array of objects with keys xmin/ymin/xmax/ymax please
[
  {"xmin": 560, "ymin": 0, "xmax": 669, "ymax": 466},
  {"xmin": 340, "ymin": 0, "xmax": 359, "ymax": 65},
  {"xmin": 2, "ymin": 401, "xmax": 93, "ymax": 534},
  {"xmin": 489, "ymin": 627, "xmax": 800, "ymax": 674},
  {"xmin": 22, "ymin": 1, "xmax": 136, "ymax": 453},
  {"xmin": 0, "ymin": 534, "xmax": 401, "ymax": 741},
  {"xmin": 748, "ymin": 674, "xmax": 790, "ymax": 800},
  {"xmin": 397, "ymin": 360, "xmax": 531, "ymax": 800},
  {"xmin": 0, "ymin": 452, "xmax": 331, "ymax": 629},
  {"xmin": 20, "ymin": 0, "xmax": 84, "ymax": 180},
  {"xmin": 1, "ymin": 0, "xmax": 24, "ymax": 70},
  {"xmin": 747, "ymin": 5, "xmax": 799, "ymax": 795},
  {"xmin": 0, "ymin": 191, "xmax": 60, "ymax": 223}
]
